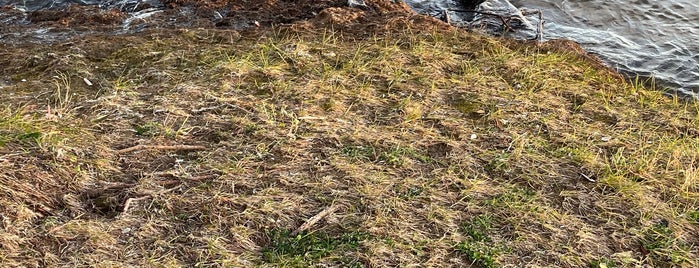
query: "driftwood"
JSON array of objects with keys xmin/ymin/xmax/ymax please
[{"xmin": 521, "ymin": 8, "xmax": 544, "ymax": 41}]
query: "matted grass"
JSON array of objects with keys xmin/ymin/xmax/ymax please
[{"xmin": 0, "ymin": 21, "xmax": 697, "ymax": 267}]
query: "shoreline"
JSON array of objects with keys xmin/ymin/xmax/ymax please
[{"xmin": 1, "ymin": 0, "xmax": 693, "ymax": 100}]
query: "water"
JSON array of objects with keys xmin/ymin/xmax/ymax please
[
  {"xmin": 406, "ymin": 0, "xmax": 699, "ymax": 98},
  {"xmin": 1, "ymin": 0, "xmax": 697, "ymax": 97},
  {"xmin": 0, "ymin": 0, "xmax": 161, "ymax": 11}
]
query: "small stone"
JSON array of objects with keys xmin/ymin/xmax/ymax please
[
  {"xmin": 470, "ymin": 134, "xmax": 477, "ymax": 140},
  {"xmin": 348, "ymin": 0, "xmax": 369, "ymax": 9},
  {"xmin": 601, "ymin": 136, "xmax": 611, "ymax": 142},
  {"xmin": 83, "ymin": 78, "xmax": 93, "ymax": 86}
]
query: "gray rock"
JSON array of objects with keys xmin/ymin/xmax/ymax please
[{"xmin": 348, "ymin": 0, "xmax": 369, "ymax": 10}]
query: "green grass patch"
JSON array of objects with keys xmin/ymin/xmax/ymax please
[
  {"xmin": 0, "ymin": 109, "xmax": 46, "ymax": 147},
  {"xmin": 485, "ymin": 187, "xmax": 536, "ymax": 208},
  {"xmin": 341, "ymin": 145, "xmax": 377, "ymax": 162},
  {"xmin": 589, "ymin": 257, "xmax": 618, "ymax": 268},
  {"xmin": 378, "ymin": 145, "xmax": 432, "ymax": 166},
  {"xmin": 134, "ymin": 122, "xmax": 162, "ymax": 137},
  {"xmin": 456, "ymin": 214, "xmax": 502, "ymax": 268},
  {"xmin": 262, "ymin": 229, "xmax": 370, "ymax": 267},
  {"xmin": 639, "ymin": 219, "xmax": 693, "ymax": 266},
  {"xmin": 688, "ymin": 211, "xmax": 699, "ymax": 223}
]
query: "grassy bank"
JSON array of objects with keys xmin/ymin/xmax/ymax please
[{"xmin": 1, "ymin": 22, "xmax": 698, "ymax": 267}]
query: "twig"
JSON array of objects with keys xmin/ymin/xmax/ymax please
[
  {"xmin": 298, "ymin": 116, "xmax": 326, "ymax": 120},
  {"xmin": 191, "ymin": 105, "xmax": 220, "ymax": 114},
  {"xmin": 116, "ymin": 145, "xmax": 206, "ymax": 154},
  {"xmin": 291, "ymin": 204, "xmax": 340, "ymax": 236},
  {"xmin": 223, "ymin": 103, "xmax": 255, "ymax": 115},
  {"xmin": 540, "ymin": 12, "xmax": 543, "ymax": 40},
  {"xmin": 122, "ymin": 186, "xmax": 180, "ymax": 213},
  {"xmin": 448, "ymin": 9, "xmax": 516, "ymax": 33},
  {"xmin": 538, "ymin": 10, "xmax": 544, "ymax": 41},
  {"xmin": 28, "ymin": 200, "xmax": 54, "ymax": 215},
  {"xmin": 521, "ymin": 9, "xmax": 545, "ymax": 41},
  {"xmin": 122, "ymin": 196, "xmax": 152, "ymax": 213},
  {"xmin": 0, "ymin": 153, "xmax": 23, "ymax": 162},
  {"xmin": 580, "ymin": 173, "xmax": 596, "ymax": 182}
]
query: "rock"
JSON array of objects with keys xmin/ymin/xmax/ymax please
[
  {"xmin": 459, "ymin": 0, "xmax": 487, "ymax": 10},
  {"xmin": 348, "ymin": 0, "xmax": 369, "ymax": 10}
]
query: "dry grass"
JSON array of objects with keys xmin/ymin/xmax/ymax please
[{"xmin": 0, "ymin": 23, "xmax": 698, "ymax": 267}]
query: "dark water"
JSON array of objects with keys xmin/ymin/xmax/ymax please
[
  {"xmin": 406, "ymin": 0, "xmax": 699, "ymax": 98},
  {"xmin": 1, "ymin": 0, "xmax": 697, "ymax": 97},
  {"xmin": 0, "ymin": 0, "xmax": 160, "ymax": 11}
]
